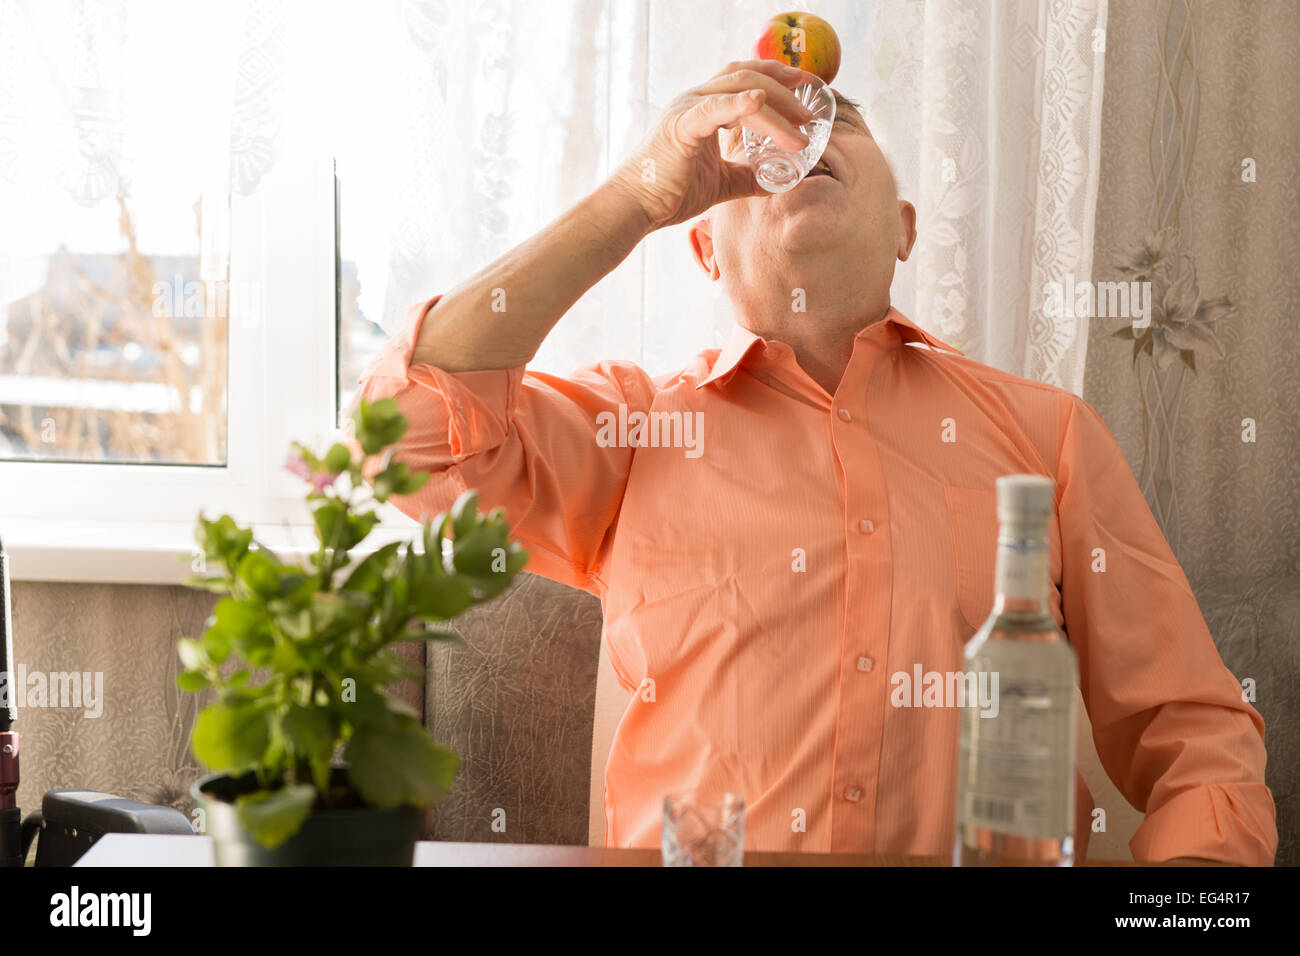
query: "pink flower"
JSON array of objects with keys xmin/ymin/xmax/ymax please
[
  {"xmin": 286, "ymin": 448, "xmax": 339, "ymax": 492},
  {"xmin": 311, "ymin": 471, "xmax": 339, "ymax": 493},
  {"xmin": 285, "ymin": 453, "xmax": 312, "ymax": 480}
]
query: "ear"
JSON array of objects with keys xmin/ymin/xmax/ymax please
[
  {"xmin": 896, "ymin": 199, "xmax": 917, "ymax": 262},
  {"xmin": 689, "ymin": 217, "xmax": 721, "ymax": 280}
]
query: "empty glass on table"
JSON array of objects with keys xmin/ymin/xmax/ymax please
[{"xmin": 662, "ymin": 790, "xmax": 745, "ymax": 866}]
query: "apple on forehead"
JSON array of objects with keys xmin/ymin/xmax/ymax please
[{"xmin": 752, "ymin": 11, "xmax": 842, "ymax": 85}]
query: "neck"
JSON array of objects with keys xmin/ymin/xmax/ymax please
[
  {"xmin": 730, "ymin": 278, "xmax": 892, "ymax": 396},
  {"xmin": 720, "ymin": 230, "xmax": 896, "ymax": 393}
]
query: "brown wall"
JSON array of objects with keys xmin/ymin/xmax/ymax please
[{"xmin": 11, "ymin": 580, "xmax": 217, "ymax": 821}]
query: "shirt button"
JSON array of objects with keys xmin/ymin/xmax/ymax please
[
  {"xmin": 843, "ymin": 785, "xmax": 863, "ymax": 803},
  {"xmin": 837, "ymin": 408, "xmax": 852, "ymax": 422},
  {"xmin": 857, "ymin": 656, "xmax": 873, "ymax": 672},
  {"xmin": 858, "ymin": 518, "xmax": 875, "ymax": 534}
]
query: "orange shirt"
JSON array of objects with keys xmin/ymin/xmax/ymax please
[{"xmin": 355, "ymin": 296, "xmax": 1278, "ymax": 865}]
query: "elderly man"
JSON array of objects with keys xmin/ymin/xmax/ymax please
[{"xmin": 354, "ymin": 61, "xmax": 1276, "ymax": 864}]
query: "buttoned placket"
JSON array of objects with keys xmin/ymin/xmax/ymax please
[{"xmin": 824, "ymin": 325, "xmax": 897, "ymax": 852}]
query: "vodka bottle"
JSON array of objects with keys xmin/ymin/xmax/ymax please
[{"xmin": 953, "ymin": 475, "xmax": 1078, "ymax": 866}]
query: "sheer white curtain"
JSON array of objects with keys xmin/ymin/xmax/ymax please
[
  {"xmin": 0, "ymin": 0, "xmax": 286, "ymax": 205},
  {"xmin": 0, "ymin": 0, "xmax": 287, "ymax": 309},
  {"xmin": 320, "ymin": 0, "xmax": 1108, "ymax": 393},
  {"xmin": 3, "ymin": 0, "xmax": 1107, "ymax": 391}
]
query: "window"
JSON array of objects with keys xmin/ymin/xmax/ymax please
[
  {"xmin": 0, "ymin": 0, "xmax": 699, "ymax": 582},
  {"xmin": 0, "ymin": 186, "xmax": 231, "ymax": 465},
  {"xmin": 0, "ymin": 1, "xmax": 241, "ymax": 465},
  {"xmin": 0, "ymin": 1, "xmax": 412, "ymax": 583},
  {"xmin": 335, "ymin": 170, "xmax": 390, "ymax": 424}
]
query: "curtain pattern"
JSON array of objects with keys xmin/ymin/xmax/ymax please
[
  {"xmin": 0, "ymin": 0, "xmax": 286, "ymax": 203},
  {"xmin": 228, "ymin": 0, "xmax": 287, "ymax": 197},
  {"xmin": 0, "ymin": 0, "xmax": 130, "ymax": 205},
  {"xmin": 637, "ymin": 0, "xmax": 1110, "ymax": 388},
  {"xmin": 1084, "ymin": 0, "xmax": 1300, "ymax": 583},
  {"xmin": 1084, "ymin": 0, "xmax": 1300, "ymax": 864},
  {"xmin": 1, "ymin": 1, "xmax": 1108, "ymax": 389},
  {"xmin": 326, "ymin": 0, "xmax": 1108, "ymax": 391}
]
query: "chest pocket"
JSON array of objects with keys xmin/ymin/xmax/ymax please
[
  {"xmin": 943, "ymin": 485, "xmax": 999, "ymax": 633},
  {"xmin": 944, "ymin": 482, "xmax": 1065, "ymax": 636}
]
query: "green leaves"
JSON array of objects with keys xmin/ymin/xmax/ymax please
[
  {"xmin": 204, "ymin": 597, "xmax": 270, "ymax": 665},
  {"xmin": 447, "ymin": 492, "xmax": 529, "ymax": 600},
  {"xmin": 354, "ymin": 397, "xmax": 408, "ymax": 456},
  {"xmin": 176, "ymin": 670, "xmax": 211, "ymax": 692},
  {"xmin": 451, "ymin": 490, "xmax": 481, "ymax": 539},
  {"xmin": 308, "ymin": 591, "xmax": 362, "ymax": 635},
  {"xmin": 195, "ymin": 513, "xmax": 254, "ymax": 570},
  {"xmin": 312, "ymin": 500, "xmax": 380, "ymax": 554},
  {"xmin": 192, "ymin": 702, "xmax": 272, "ymax": 774},
  {"xmin": 345, "ymin": 717, "xmax": 459, "ymax": 809},
  {"xmin": 323, "ymin": 442, "xmax": 352, "ymax": 474},
  {"xmin": 341, "ymin": 541, "xmax": 402, "ymax": 596},
  {"xmin": 341, "ymin": 679, "xmax": 402, "ymax": 731},
  {"xmin": 371, "ymin": 449, "xmax": 429, "ymax": 503},
  {"xmin": 411, "ymin": 566, "xmax": 470, "ymax": 620},
  {"xmin": 189, "ymin": 600, "xmax": 272, "ymax": 677},
  {"xmin": 178, "ymin": 400, "xmax": 528, "ymax": 849},
  {"xmin": 281, "ymin": 704, "xmax": 336, "ymax": 764},
  {"xmin": 237, "ymin": 549, "xmax": 283, "ymax": 599},
  {"xmin": 234, "ymin": 784, "xmax": 317, "ymax": 849}
]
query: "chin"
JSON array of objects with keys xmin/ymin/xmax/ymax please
[{"xmin": 777, "ymin": 205, "xmax": 846, "ymax": 252}]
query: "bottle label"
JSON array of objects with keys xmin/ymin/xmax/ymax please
[
  {"xmin": 957, "ymin": 677, "xmax": 1076, "ymax": 840},
  {"xmin": 994, "ymin": 541, "xmax": 1048, "ymax": 601}
]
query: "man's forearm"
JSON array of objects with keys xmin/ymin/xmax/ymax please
[{"xmin": 410, "ymin": 181, "xmax": 654, "ymax": 371}]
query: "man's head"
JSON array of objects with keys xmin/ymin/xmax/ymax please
[{"xmin": 689, "ymin": 90, "xmax": 916, "ymax": 326}]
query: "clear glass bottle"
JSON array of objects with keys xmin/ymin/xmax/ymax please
[{"xmin": 953, "ymin": 475, "xmax": 1078, "ymax": 866}]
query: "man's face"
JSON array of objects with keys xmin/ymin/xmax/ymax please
[{"xmin": 698, "ymin": 91, "xmax": 915, "ymax": 287}]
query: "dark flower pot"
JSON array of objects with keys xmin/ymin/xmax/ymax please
[{"xmin": 192, "ymin": 768, "xmax": 426, "ymax": 866}]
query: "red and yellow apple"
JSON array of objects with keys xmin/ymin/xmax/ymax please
[{"xmin": 752, "ymin": 11, "xmax": 841, "ymax": 84}]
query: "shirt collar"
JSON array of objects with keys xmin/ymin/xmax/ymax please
[{"xmin": 695, "ymin": 307, "xmax": 963, "ymax": 390}]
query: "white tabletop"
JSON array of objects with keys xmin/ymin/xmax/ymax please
[
  {"xmin": 77, "ymin": 834, "xmax": 216, "ymax": 866},
  {"xmin": 73, "ymin": 834, "xmax": 655, "ymax": 866},
  {"xmin": 75, "ymin": 835, "xmax": 474, "ymax": 867}
]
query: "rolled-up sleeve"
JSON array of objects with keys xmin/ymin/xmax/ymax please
[
  {"xmin": 1055, "ymin": 392, "xmax": 1278, "ymax": 865},
  {"xmin": 348, "ymin": 296, "xmax": 653, "ymax": 595}
]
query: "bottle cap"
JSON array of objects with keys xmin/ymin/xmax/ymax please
[{"xmin": 996, "ymin": 474, "xmax": 1056, "ymax": 523}]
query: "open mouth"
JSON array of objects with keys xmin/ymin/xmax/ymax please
[{"xmin": 805, "ymin": 157, "xmax": 835, "ymax": 180}]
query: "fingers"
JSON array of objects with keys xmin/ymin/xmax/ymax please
[
  {"xmin": 716, "ymin": 123, "xmax": 744, "ymax": 159},
  {"xmin": 714, "ymin": 59, "xmax": 807, "ymax": 87},
  {"xmin": 678, "ymin": 89, "xmax": 808, "ymax": 151},
  {"xmin": 675, "ymin": 89, "xmax": 767, "ymax": 144},
  {"xmin": 722, "ymin": 159, "xmax": 765, "ymax": 200},
  {"xmin": 721, "ymin": 99, "xmax": 811, "ymax": 151},
  {"xmin": 701, "ymin": 67, "xmax": 815, "ymax": 137}
]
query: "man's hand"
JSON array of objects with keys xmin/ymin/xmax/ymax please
[
  {"xmin": 606, "ymin": 60, "xmax": 816, "ymax": 231},
  {"xmin": 409, "ymin": 62, "xmax": 816, "ymax": 372}
]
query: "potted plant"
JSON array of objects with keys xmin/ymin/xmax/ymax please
[{"xmin": 177, "ymin": 397, "xmax": 527, "ymax": 865}]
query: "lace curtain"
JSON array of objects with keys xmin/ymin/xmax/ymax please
[
  {"xmin": 319, "ymin": 0, "xmax": 1107, "ymax": 391},
  {"xmin": 2, "ymin": 0, "xmax": 1108, "ymax": 392},
  {"xmin": 0, "ymin": 0, "xmax": 285, "ymax": 204}
]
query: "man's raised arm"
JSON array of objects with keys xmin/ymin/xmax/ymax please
[
  {"xmin": 351, "ymin": 61, "xmax": 817, "ymax": 590},
  {"xmin": 412, "ymin": 58, "xmax": 815, "ymax": 372}
]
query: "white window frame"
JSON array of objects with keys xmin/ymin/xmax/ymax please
[{"xmin": 0, "ymin": 110, "xmax": 414, "ymax": 584}]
